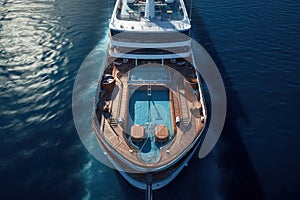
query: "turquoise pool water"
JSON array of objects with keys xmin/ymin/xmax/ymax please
[
  {"xmin": 129, "ymin": 89, "xmax": 173, "ymax": 163},
  {"xmin": 129, "ymin": 89, "xmax": 173, "ymax": 135}
]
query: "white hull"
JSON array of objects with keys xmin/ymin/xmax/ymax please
[
  {"xmin": 120, "ymin": 139, "xmax": 201, "ymax": 190},
  {"xmin": 97, "ymin": 129, "xmax": 203, "ymax": 190}
]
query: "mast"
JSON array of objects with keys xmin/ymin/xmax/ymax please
[{"xmin": 145, "ymin": 0, "xmax": 155, "ymax": 19}]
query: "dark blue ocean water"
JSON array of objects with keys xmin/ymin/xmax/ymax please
[{"xmin": 1, "ymin": 0, "xmax": 299, "ymax": 199}]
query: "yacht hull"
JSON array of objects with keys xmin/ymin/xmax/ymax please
[{"xmin": 92, "ymin": 114, "xmax": 204, "ymax": 190}]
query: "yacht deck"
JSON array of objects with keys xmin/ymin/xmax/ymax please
[
  {"xmin": 110, "ymin": 0, "xmax": 191, "ymax": 32},
  {"xmin": 95, "ymin": 60, "xmax": 206, "ymax": 169},
  {"xmin": 118, "ymin": 0, "xmax": 184, "ymax": 21}
]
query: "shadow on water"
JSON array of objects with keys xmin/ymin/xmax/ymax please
[{"xmin": 183, "ymin": 1, "xmax": 264, "ymax": 199}]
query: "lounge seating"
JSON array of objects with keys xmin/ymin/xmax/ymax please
[
  {"xmin": 131, "ymin": 124, "xmax": 145, "ymax": 143},
  {"xmin": 155, "ymin": 125, "xmax": 169, "ymax": 143}
]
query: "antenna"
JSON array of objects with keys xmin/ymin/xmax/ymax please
[
  {"xmin": 145, "ymin": 174, "xmax": 153, "ymax": 200},
  {"xmin": 107, "ymin": 0, "xmax": 112, "ymax": 21},
  {"xmin": 189, "ymin": 0, "xmax": 193, "ymax": 21},
  {"xmin": 189, "ymin": 0, "xmax": 193, "ymax": 36}
]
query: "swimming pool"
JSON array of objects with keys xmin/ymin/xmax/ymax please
[
  {"xmin": 129, "ymin": 88, "xmax": 173, "ymax": 135},
  {"xmin": 128, "ymin": 87, "xmax": 173, "ymax": 163}
]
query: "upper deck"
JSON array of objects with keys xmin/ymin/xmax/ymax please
[{"xmin": 109, "ymin": 0, "xmax": 191, "ymax": 32}]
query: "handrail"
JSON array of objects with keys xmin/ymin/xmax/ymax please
[
  {"xmin": 191, "ymin": 52, "xmax": 207, "ymax": 119},
  {"xmin": 196, "ymin": 71, "xmax": 207, "ymax": 119}
]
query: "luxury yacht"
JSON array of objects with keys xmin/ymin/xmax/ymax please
[{"xmin": 92, "ymin": 0, "xmax": 207, "ymax": 192}]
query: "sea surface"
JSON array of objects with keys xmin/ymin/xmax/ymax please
[{"xmin": 0, "ymin": 0, "xmax": 300, "ymax": 199}]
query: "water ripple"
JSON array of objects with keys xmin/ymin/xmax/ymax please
[
  {"xmin": 0, "ymin": 0, "xmax": 73, "ymax": 131},
  {"xmin": 1, "ymin": 0, "xmax": 299, "ymax": 199}
]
